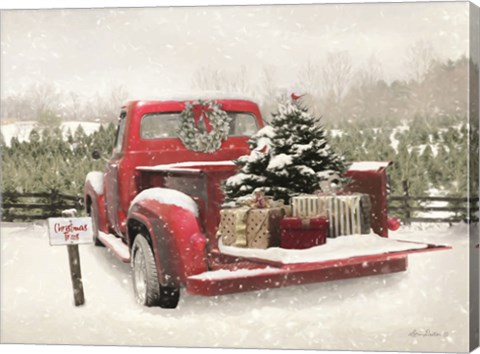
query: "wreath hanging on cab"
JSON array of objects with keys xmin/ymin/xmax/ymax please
[{"xmin": 177, "ymin": 100, "xmax": 232, "ymax": 153}]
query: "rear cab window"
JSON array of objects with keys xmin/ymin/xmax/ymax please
[{"xmin": 140, "ymin": 111, "xmax": 258, "ymax": 140}]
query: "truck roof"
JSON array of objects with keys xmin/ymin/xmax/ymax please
[{"xmin": 123, "ymin": 91, "xmax": 259, "ymax": 107}]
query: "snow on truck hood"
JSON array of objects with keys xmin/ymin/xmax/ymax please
[
  {"xmin": 129, "ymin": 187, "xmax": 199, "ymax": 217},
  {"xmin": 219, "ymin": 233, "xmax": 428, "ymax": 265}
]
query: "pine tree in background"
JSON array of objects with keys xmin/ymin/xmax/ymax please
[{"xmin": 225, "ymin": 97, "xmax": 346, "ymax": 203}]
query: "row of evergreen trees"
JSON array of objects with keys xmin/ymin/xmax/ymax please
[
  {"xmin": 1, "ymin": 124, "xmax": 116, "ymax": 196},
  {"xmin": 0, "ymin": 109, "xmax": 471, "ymax": 202},
  {"xmin": 328, "ymin": 117, "xmax": 472, "ymax": 199}
]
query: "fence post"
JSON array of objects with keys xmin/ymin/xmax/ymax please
[{"xmin": 402, "ymin": 180, "xmax": 411, "ymax": 225}]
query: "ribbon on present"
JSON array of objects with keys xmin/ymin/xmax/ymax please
[
  {"xmin": 231, "ymin": 206, "xmax": 250, "ymax": 247},
  {"xmin": 192, "ymin": 104, "xmax": 213, "ymax": 132}
]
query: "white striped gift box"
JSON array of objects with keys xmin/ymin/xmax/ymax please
[{"xmin": 291, "ymin": 194, "xmax": 371, "ymax": 237}]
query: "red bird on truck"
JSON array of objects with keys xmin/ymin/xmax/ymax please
[{"xmin": 84, "ymin": 94, "xmax": 448, "ymax": 309}]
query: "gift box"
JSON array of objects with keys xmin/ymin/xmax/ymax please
[
  {"xmin": 217, "ymin": 206, "xmax": 286, "ymax": 249},
  {"xmin": 280, "ymin": 217, "xmax": 328, "ymax": 250},
  {"xmin": 291, "ymin": 193, "xmax": 371, "ymax": 237}
]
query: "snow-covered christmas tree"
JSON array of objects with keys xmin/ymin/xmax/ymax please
[{"xmin": 224, "ymin": 96, "xmax": 345, "ymax": 203}]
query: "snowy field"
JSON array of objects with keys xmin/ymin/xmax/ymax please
[{"xmin": 1, "ymin": 221, "xmax": 477, "ymax": 352}]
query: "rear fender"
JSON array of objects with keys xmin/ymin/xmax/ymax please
[{"xmin": 128, "ymin": 201, "xmax": 208, "ymax": 287}]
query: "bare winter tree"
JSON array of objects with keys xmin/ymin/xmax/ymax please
[
  {"xmin": 65, "ymin": 92, "xmax": 83, "ymax": 121},
  {"xmin": 297, "ymin": 60, "xmax": 322, "ymax": 97},
  {"xmin": 356, "ymin": 54, "xmax": 384, "ymax": 88},
  {"xmin": 258, "ymin": 66, "xmax": 279, "ymax": 121},
  {"xmin": 343, "ymin": 54, "xmax": 389, "ymax": 121},
  {"xmin": 1, "ymin": 94, "xmax": 32, "ymax": 121},
  {"xmin": 322, "ymin": 51, "xmax": 354, "ymax": 103},
  {"xmin": 83, "ymin": 85, "xmax": 129, "ymax": 123},
  {"xmin": 25, "ymin": 83, "xmax": 63, "ymax": 118},
  {"xmin": 405, "ymin": 40, "xmax": 437, "ymax": 83},
  {"xmin": 191, "ymin": 65, "xmax": 253, "ymax": 95},
  {"xmin": 191, "ymin": 66, "xmax": 224, "ymax": 91}
]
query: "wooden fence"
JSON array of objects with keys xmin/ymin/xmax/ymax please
[
  {"xmin": 388, "ymin": 181, "xmax": 479, "ymax": 224},
  {"xmin": 388, "ymin": 195, "xmax": 479, "ymax": 224},
  {"xmin": 1, "ymin": 192, "xmax": 83, "ymax": 222},
  {"xmin": 1, "ymin": 190, "xmax": 478, "ymax": 224}
]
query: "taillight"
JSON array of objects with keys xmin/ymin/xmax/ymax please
[
  {"xmin": 190, "ymin": 232, "xmax": 207, "ymax": 251},
  {"xmin": 387, "ymin": 216, "xmax": 401, "ymax": 231}
]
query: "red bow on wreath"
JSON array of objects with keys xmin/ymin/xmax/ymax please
[{"xmin": 192, "ymin": 104, "xmax": 213, "ymax": 132}]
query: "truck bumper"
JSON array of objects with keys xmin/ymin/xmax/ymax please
[{"xmin": 186, "ymin": 255, "xmax": 407, "ymax": 296}]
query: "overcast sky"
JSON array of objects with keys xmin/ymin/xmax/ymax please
[{"xmin": 0, "ymin": 2, "xmax": 470, "ymax": 99}]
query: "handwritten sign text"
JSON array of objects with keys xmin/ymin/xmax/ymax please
[{"xmin": 48, "ymin": 217, "xmax": 93, "ymax": 246}]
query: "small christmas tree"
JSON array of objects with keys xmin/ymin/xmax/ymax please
[
  {"xmin": 225, "ymin": 96, "xmax": 345, "ymax": 203},
  {"xmin": 223, "ymin": 127, "xmax": 272, "ymax": 203}
]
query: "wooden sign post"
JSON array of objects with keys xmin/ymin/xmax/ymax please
[
  {"xmin": 67, "ymin": 244, "xmax": 85, "ymax": 306},
  {"xmin": 48, "ymin": 212, "xmax": 92, "ymax": 307}
]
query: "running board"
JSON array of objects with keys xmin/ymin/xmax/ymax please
[{"xmin": 98, "ymin": 232, "xmax": 131, "ymax": 263}]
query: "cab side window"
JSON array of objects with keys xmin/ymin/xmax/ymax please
[{"xmin": 114, "ymin": 111, "xmax": 127, "ymax": 154}]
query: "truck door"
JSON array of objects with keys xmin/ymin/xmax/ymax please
[{"xmin": 105, "ymin": 111, "xmax": 127, "ymax": 236}]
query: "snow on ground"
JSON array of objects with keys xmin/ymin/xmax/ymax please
[
  {"xmin": 1, "ymin": 121, "xmax": 102, "ymax": 146},
  {"xmin": 1, "ymin": 221, "xmax": 476, "ymax": 352}
]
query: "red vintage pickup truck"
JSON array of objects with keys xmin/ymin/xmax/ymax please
[{"xmin": 84, "ymin": 95, "xmax": 448, "ymax": 309}]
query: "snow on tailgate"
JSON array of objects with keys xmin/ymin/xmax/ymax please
[
  {"xmin": 137, "ymin": 160, "xmax": 235, "ymax": 172},
  {"xmin": 189, "ymin": 267, "xmax": 283, "ymax": 280},
  {"xmin": 348, "ymin": 161, "xmax": 391, "ymax": 171},
  {"xmin": 219, "ymin": 233, "xmax": 429, "ymax": 265}
]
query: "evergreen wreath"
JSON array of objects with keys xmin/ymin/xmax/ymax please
[{"xmin": 177, "ymin": 100, "xmax": 232, "ymax": 153}]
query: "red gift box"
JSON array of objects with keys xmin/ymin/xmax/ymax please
[{"xmin": 280, "ymin": 217, "xmax": 329, "ymax": 250}]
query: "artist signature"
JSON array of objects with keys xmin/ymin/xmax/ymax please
[{"xmin": 409, "ymin": 329, "xmax": 449, "ymax": 338}]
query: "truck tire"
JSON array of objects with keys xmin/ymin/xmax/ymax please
[
  {"xmin": 90, "ymin": 203, "xmax": 103, "ymax": 247},
  {"xmin": 131, "ymin": 233, "xmax": 180, "ymax": 308}
]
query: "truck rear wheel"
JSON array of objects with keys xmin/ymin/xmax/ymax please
[{"xmin": 131, "ymin": 234, "xmax": 180, "ymax": 308}]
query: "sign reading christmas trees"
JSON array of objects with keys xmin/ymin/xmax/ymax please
[{"xmin": 48, "ymin": 217, "xmax": 93, "ymax": 246}]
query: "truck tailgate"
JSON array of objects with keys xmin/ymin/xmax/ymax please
[{"xmin": 186, "ymin": 236, "xmax": 450, "ymax": 296}]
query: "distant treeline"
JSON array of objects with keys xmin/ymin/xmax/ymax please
[{"xmin": 329, "ymin": 114, "xmax": 476, "ymax": 202}]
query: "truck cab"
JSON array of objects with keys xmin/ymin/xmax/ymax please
[{"xmin": 91, "ymin": 97, "xmax": 262, "ymax": 237}]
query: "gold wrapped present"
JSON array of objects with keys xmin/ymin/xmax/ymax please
[{"xmin": 217, "ymin": 206, "xmax": 287, "ymax": 249}]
